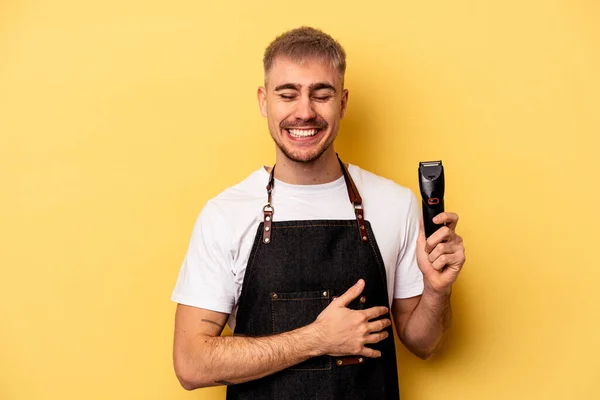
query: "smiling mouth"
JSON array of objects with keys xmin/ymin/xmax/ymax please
[{"xmin": 286, "ymin": 128, "xmax": 321, "ymax": 138}]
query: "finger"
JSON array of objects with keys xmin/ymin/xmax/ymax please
[
  {"xmin": 360, "ymin": 347, "xmax": 382, "ymax": 358},
  {"xmin": 428, "ymin": 242, "xmax": 454, "ymax": 264},
  {"xmin": 362, "ymin": 307, "xmax": 389, "ymax": 320},
  {"xmin": 432, "ymin": 254, "xmax": 453, "ymax": 271},
  {"xmin": 334, "ymin": 279, "xmax": 365, "ymax": 307},
  {"xmin": 425, "ymin": 226, "xmax": 454, "ymax": 253},
  {"xmin": 433, "ymin": 212, "xmax": 459, "ymax": 230},
  {"xmin": 364, "ymin": 330, "xmax": 389, "ymax": 344},
  {"xmin": 367, "ymin": 318, "xmax": 392, "ymax": 333},
  {"xmin": 445, "ymin": 248, "xmax": 465, "ymax": 271}
]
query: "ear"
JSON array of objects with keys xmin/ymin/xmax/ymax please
[
  {"xmin": 340, "ymin": 88, "xmax": 349, "ymax": 119},
  {"xmin": 257, "ymin": 86, "xmax": 267, "ymax": 118}
]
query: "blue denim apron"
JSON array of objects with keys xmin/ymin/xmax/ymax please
[{"xmin": 227, "ymin": 158, "xmax": 400, "ymax": 400}]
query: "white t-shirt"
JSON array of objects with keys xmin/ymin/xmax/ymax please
[{"xmin": 171, "ymin": 164, "xmax": 424, "ymax": 330}]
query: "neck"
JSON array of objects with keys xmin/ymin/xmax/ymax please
[{"xmin": 270, "ymin": 147, "xmax": 343, "ymax": 185}]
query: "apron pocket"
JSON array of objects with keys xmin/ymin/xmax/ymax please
[{"xmin": 270, "ymin": 289, "xmax": 332, "ymax": 371}]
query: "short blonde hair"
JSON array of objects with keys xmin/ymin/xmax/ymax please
[{"xmin": 263, "ymin": 26, "xmax": 346, "ymax": 85}]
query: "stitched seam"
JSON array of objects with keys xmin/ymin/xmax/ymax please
[
  {"xmin": 245, "ymin": 230, "xmax": 262, "ymax": 287},
  {"xmin": 271, "ymin": 298, "xmax": 275, "ymax": 334},
  {"xmin": 272, "ymin": 298, "xmax": 328, "ymax": 301},
  {"xmin": 271, "ymin": 292, "xmax": 332, "ymax": 371},
  {"xmin": 366, "ymin": 223, "xmax": 390, "ymax": 305},
  {"xmin": 236, "ymin": 227, "xmax": 263, "ymax": 318},
  {"xmin": 276, "ymin": 224, "xmax": 353, "ymax": 229},
  {"xmin": 289, "ymin": 356, "xmax": 332, "ymax": 371},
  {"xmin": 290, "ymin": 366, "xmax": 331, "ymax": 371}
]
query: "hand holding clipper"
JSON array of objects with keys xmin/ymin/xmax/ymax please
[{"xmin": 419, "ymin": 161, "xmax": 445, "ymax": 238}]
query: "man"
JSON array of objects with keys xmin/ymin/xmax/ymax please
[{"xmin": 172, "ymin": 26, "xmax": 466, "ymax": 399}]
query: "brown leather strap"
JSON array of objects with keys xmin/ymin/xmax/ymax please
[
  {"xmin": 337, "ymin": 155, "xmax": 368, "ymax": 242},
  {"xmin": 262, "ymin": 156, "xmax": 368, "ymax": 244},
  {"xmin": 262, "ymin": 167, "xmax": 275, "ymax": 244},
  {"xmin": 266, "ymin": 166, "xmax": 275, "ymax": 205},
  {"xmin": 337, "ymin": 156, "xmax": 362, "ymax": 205},
  {"xmin": 335, "ymin": 356, "xmax": 365, "ymax": 366}
]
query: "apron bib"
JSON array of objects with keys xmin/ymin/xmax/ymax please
[{"xmin": 227, "ymin": 157, "xmax": 400, "ymax": 400}]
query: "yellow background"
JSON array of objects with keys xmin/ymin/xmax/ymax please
[{"xmin": 1, "ymin": 0, "xmax": 599, "ymax": 399}]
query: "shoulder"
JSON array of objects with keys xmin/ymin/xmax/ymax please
[
  {"xmin": 205, "ymin": 167, "xmax": 268, "ymax": 215},
  {"xmin": 188, "ymin": 167, "xmax": 268, "ymax": 268},
  {"xmin": 349, "ymin": 165, "xmax": 416, "ymax": 210},
  {"xmin": 194, "ymin": 168, "xmax": 267, "ymax": 257}
]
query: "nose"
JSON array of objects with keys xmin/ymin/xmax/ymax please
[{"xmin": 293, "ymin": 95, "xmax": 316, "ymax": 121}]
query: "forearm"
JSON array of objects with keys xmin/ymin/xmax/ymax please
[
  {"xmin": 401, "ymin": 286, "xmax": 452, "ymax": 359},
  {"xmin": 176, "ymin": 324, "xmax": 322, "ymax": 390}
]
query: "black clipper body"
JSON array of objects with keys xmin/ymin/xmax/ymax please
[{"xmin": 419, "ymin": 161, "xmax": 445, "ymax": 238}]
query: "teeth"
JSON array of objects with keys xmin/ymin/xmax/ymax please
[{"xmin": 288, "ymin": 129, "xmax": 319, "ymax": 138}]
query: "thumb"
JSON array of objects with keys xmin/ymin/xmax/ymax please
[
  {"xmin": 416, "ymin": 217, "xmax": 431, "ymax": 268},
  {"xmin": 417, "ymin": 217, "xmax": 427, "ymax": 250},
  {"xmin": 335, "ymin": 279, "xmax": 365, "ymax": 307}
]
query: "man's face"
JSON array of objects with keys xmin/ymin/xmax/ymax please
[{"xmin": 258, "ymin": 56, "xmax": 348, "ymax": 164}]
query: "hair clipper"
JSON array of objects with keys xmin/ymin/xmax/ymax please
[{"xmin": 419, "ymin": 161, "xmax": 445, "ymax": 238}]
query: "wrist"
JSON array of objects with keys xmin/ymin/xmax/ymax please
[
  {"xmin": 423, "ymin": 281, "xmax": 452, "ymax": 299},
  {"xmin": 297, "ymin": 323, "xmax": 326, "ymax": 358}
]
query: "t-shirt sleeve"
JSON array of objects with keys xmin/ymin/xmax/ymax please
[
  {"xmin": 393, "ymin": 192, "xmax": 424, "ymax": 299},
  {"xmin": 171, "ymin": 201, "xmax": 236, "ymax": 314}
]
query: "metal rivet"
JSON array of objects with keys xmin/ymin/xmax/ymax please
[
  {"xmin": 336, "ymin": 359, "xmax": 343, "ymax": 366},
  {"xmin": 358, "ymin": 215, "xmax": 363, "ymax": 219},
  {"xmin": 266, "ymin": 216, "xmax": 271, "ymax": 221},
  {"xmin": 359, "ymin": 296, "xmax": 366, "ymax": 304},
  {"xmin": 265, "ymin": 227, "xmax": 270, "ymax": 232},
  {"xmin": 362, "ymin": 236, "xmax": 367, "ymax": 241},
  {"xmin": 360, "ymin": 225, "xmax": 365, "ymax": 230},
  {"xmin": 358, "ymin": 357, "xmax": 364, "ymax": 363},
  {"xmin": 265, "ymin": 238, "xmax": 270, "ymax": 243},
  {"xmin": 271, "ymin": 293, "xmax": 278, "ymax": 299},
  {"xmin": 322, "ymin": 291, "xmax": 327, "ymax": 297}
]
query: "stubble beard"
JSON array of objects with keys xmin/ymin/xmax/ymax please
[
  {"xmin": 270, "ymin": 128, "xmax": 335, "ymax": 164},
  {"xmin": 277, "ymin": 138, "xmax": 332, "ymax": 164},
  {"xmin": 270, "ymin": 116, "xmax": 335, "ymax": 164}
]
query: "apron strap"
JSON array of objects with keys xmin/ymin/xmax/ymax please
[
  {"xmin": 262, "ymin": 169, "xmax": 275, "ymax": 244},
  {"xmin": 262, "ymin": 155, "xmax": 368, "ymax": 244},
  {"xmin": 337, "ymin": 156, "xmax": 369, "ymax": 242}
]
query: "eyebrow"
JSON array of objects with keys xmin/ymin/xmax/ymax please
[
  {"xmin": 274, "ymin": 82, "xmax": 337, "ymax": 93},
  {"xmin": 274, "ymin": 83, "xmax": 301, "ymax": 91},
  {"xmin": 309, "ymin": 82, "xmax": 336, "ymax": 93}
]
